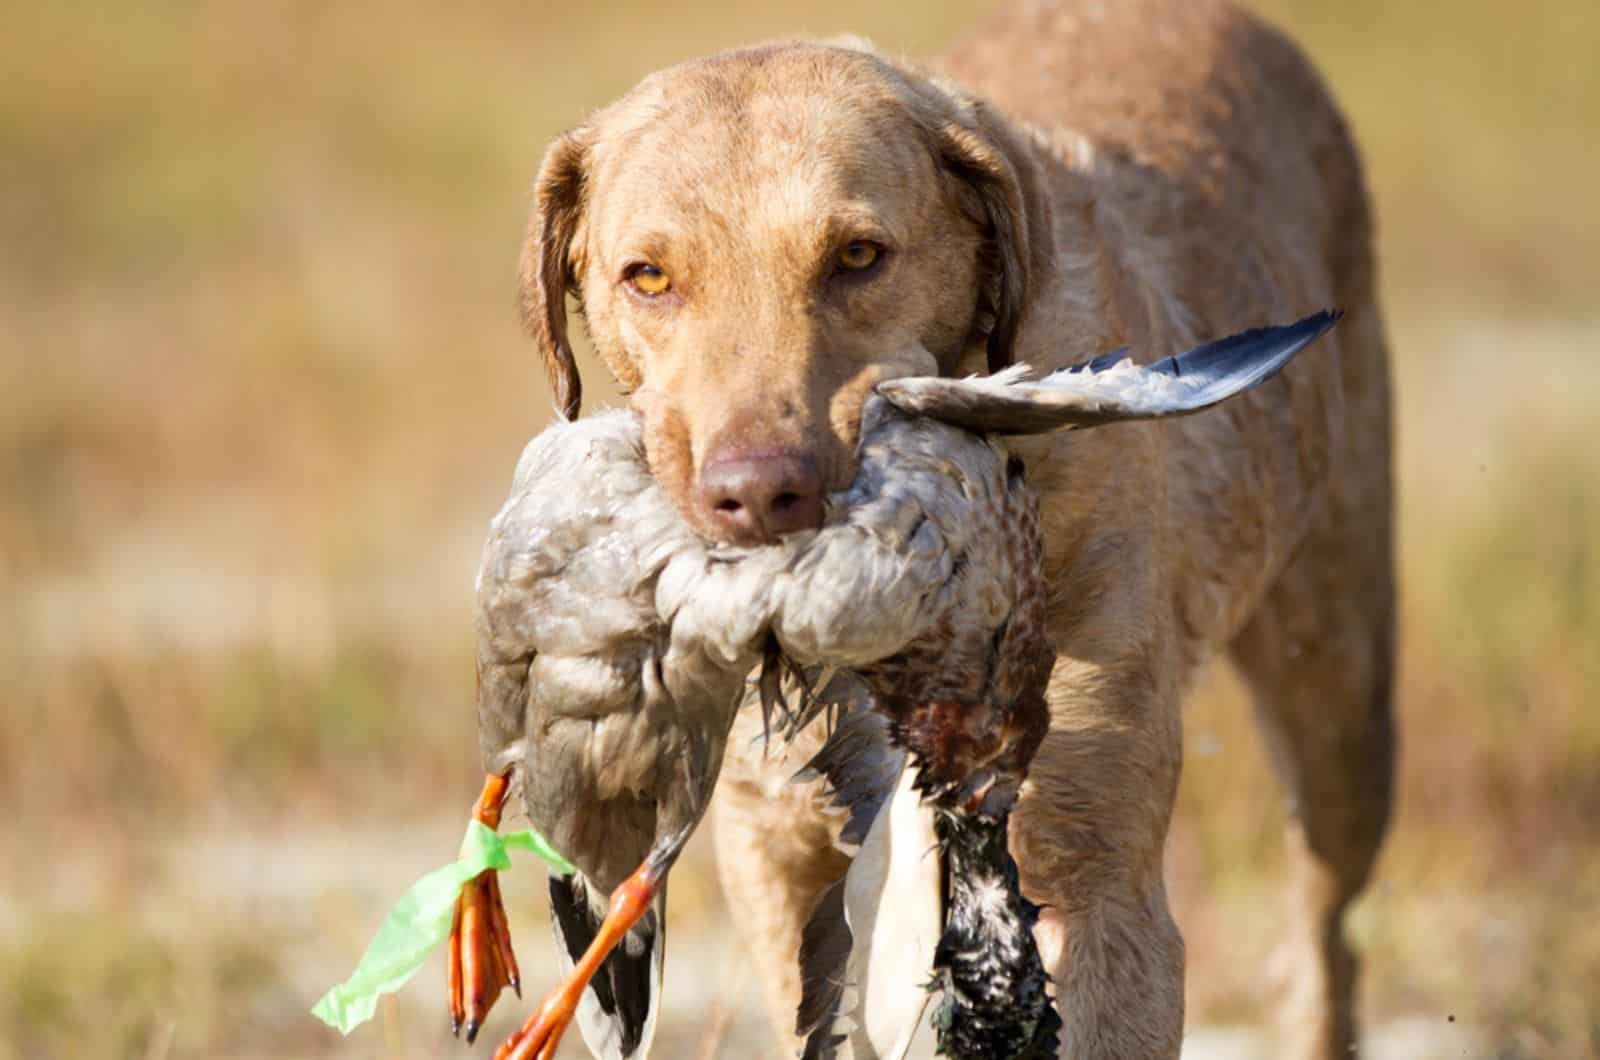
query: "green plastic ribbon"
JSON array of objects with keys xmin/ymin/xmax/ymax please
[{"xmin": 312, "ymin": 820, "xmax": 576, "ymax": 1034}]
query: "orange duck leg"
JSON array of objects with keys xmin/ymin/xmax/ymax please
[
  {"xmin": 448, "ymin": 773, "xmax": 521, "ymax": 1043},
  {"xmin": 493, "ymin": 862, "xmax": 661, "ymax": 1060}
]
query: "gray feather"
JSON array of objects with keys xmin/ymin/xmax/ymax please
[
  {"xmin": 794, "ymin": 691, "xmax": 904, "ymax": 850},
  {"xmin": 873, "ymin": 310, "xmax": 1340, "ymax": 434},
  {"xmin": 796, "ymin": 879, "xmax": 852, "ymax": 1059}
]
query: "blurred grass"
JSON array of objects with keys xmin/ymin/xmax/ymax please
[{"xmin": 2, "ymin": 0, "xmax": 1597, "ymax": 1056}]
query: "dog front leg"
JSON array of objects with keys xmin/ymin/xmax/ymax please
[{"xmin": 1011, "ymin": 665, "xmax": 1187, "ymax": 1060}]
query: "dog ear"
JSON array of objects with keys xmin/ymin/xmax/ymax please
[
  {"xmin": 876, "ymin": 311, "xmax": 1342, "ymax": 435},
  {"xmin": 518, "ymin": 127, "xmax": 591, "ymax": 421},
  {"xmin": 922, "ymin": 96, "xmax": 1042, "ymax": 375}
]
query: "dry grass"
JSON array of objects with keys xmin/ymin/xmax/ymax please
[{"xmin": 3, "ymin": 1, "xmax": 1597, "ymax": 1057}]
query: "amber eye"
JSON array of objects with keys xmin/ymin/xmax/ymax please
[
  {"xmin": 838, "ymin": 241, "xmax": 880, "ymax": 271},
  {"xmin": 628, "ymin": 264, "xmax": 671, "ymax": 295}
]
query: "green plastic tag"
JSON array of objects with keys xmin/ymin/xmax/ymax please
[{"xmin": 311, "ymin": 820, "xmax": 575, "ymax": 1034}]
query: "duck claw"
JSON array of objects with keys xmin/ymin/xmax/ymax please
[
  {"xmin": 449, "ymin": 869, "xmax": 518, "ymax": 1041},
  {"xmin": 448, "ymin": 773, "xmax": 518, "ymax": 1043}
]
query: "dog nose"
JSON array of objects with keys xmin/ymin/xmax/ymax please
[{"xmin": 697, "ymin": 449, "xmax": 824, "ymax": 544}]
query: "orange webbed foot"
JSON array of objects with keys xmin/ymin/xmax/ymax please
[
  {"xmin": 449, "ymin": 868, "xmax": 521, "ymax": 1041},
  {"xmin": 448, "ymin": 773, "xmax": 520, "ymax": 1042}
]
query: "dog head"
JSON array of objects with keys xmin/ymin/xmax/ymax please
[{"xmin": 518, "ymin": 41, "xmax": 1044, "ymax": 545}]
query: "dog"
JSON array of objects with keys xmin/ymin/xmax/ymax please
[{"xmin": 516, "ymin": 1, "xmax": 1394, "ymax": 1056}]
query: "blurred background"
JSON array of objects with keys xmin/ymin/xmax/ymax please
[{"xmin": 2, "ymin": 0, "xmax": 1596, "ymax": 1057}]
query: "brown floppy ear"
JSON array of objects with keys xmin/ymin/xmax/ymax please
[
  {"xmin": 922, "ymin": 96, "xmax": 1044, "ymax": 374},
  {"xmin": 518, "ymin": 127, "xmax": 591, "ymax": 421}
]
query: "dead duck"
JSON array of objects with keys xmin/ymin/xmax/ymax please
[{"xmin": 451, "ymin": 312, "xmax": 1338, "ymax": 1060}]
